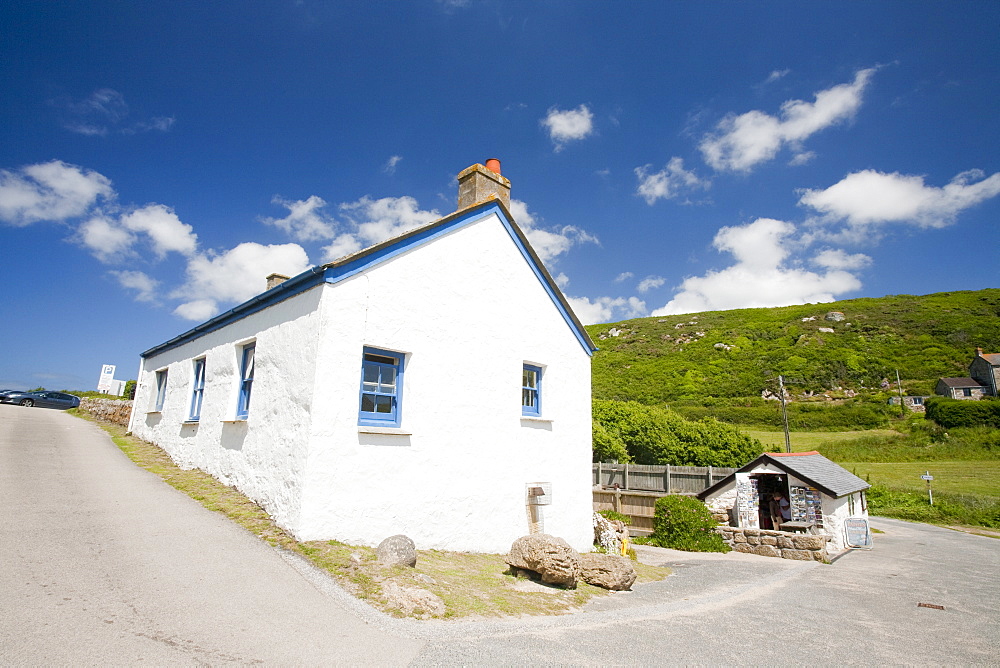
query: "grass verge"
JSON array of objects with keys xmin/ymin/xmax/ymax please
[{"xmin": 73, "ymin": 411, "xmax": 671, "ymax": 619}]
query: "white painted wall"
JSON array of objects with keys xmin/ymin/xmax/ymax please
[
  {"xmin": 299, "ymin": 212, "xmax": 593, "ymax": 552},
  {"xmin": 130, "ymin": 288, "xmax": 325, "ymax": 531},
  {"xmin": 130, "ymin": 210, "xmax": 593, "ymax": 553}
]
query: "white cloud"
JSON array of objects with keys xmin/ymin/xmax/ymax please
[
  {"xmin": 509, "ymin": 198, "xmax": 599, "ymax": 264},
  {"xmin": 343, "ymin": 195, "xmax": 440, "ymax": 245},
  {"xmin": 0, "ymin": 160, "xmax": 113, "ymax": 225},
  {"xmin": 553, "ymin": 272, "xmax": 570, "ymax": 289},
  {"xmin": 700, "ymin": 68, "xmax": 876, "ymax": 172},
  {"xmin": 811, "ymin": 248, "xmax": 872, "ymax": 271},
  {"xmin": 110, "ymin": 270, "xmax": 160, "ymax": 302},
  {"xmin": 55, "ymin": 88, "xmax": 174, "ymax": 136},
  {"xmin": 652, "ymin": 218, "xmax": 862, "ymax": 316},
  {"xmin": 614, "ymin": 272, "xmax": 633, "ymax": 283},
  {"xmin": 172, "ymin": 242, "xmax": 311, "ymax": 320},
  {"xmin": 77, "ymin": 215, "xmax": 135, "ymax": 262},
  {"xmin": 635, "ymin": 157, "xmax": 710, "ymax": 205},
  {"xmin": 263, "ymin": 195, "xmax": 337, "ymax": 242},
  {"xmin": 120, "ymin": 204, "xmax": 198, "ymax": 258},
  {"xmin": 799, "ymin": 168, "xmax": 1000, "ymax": 230},
  {"xmin": 382, "ymin": 155, "xmax": 403, "ymax": 174},
  {"xmin": 541, "ymin": 104, "xmax": 594, "ymax": 151},
  {"xmin": 764, "ymin": 69, "xmax": 791, "ymax": 85},
  {"xmin": 566, "ymin": 295, "xmax": 647, "ymax": 325},
  {"xmin": 637, "ymin": 275, "xmax": 666, "ymax": 293},
  {"xmin": 788, "ymin": 151, "xmax": 816, "ymax": 166}
]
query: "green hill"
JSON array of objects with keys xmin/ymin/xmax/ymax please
[{"xmin": 586, "ymin": 288, "xmax": 1000, "ymax": 405}]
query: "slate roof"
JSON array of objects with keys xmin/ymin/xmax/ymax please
[
  {"xmin": 978, "ymin": 353, "xmax": 1000, "ymax": 366},
  {"xmin": 938, "ymin": 377, "xmax": 986, "ymax": 389},
  {"xmin": 698, "ymin": 451, "xmax": 870, "ymax": 500}
]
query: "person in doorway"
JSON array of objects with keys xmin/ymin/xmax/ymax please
[{"xmin": 769, "ymin": 491, "xmax": 791, "ymax": 530}]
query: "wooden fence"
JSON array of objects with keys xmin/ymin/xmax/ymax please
[{"xmin": 593, "ymin": 462, "xmax": 735, "ymax": 494}]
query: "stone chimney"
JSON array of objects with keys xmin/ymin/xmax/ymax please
[
  {"xmin": 976, "ymin": 347, "xmax": 984, "ymax": 357},
  {"xmin": 457, "ymin": 159, "xmax": 510, "ymax": 210},
  {"xmin": 266, "ymin": 273, "xmax": 290, "ymax": 290}
]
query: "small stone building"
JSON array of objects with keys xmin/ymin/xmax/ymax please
[
  {"xmin": 889, "ymin": 395, "xmax": 930, "ymax": 412},
  {"xmin": 935, "ymin": 377, "xmax": 988, "ymax": 400},
  {"xmin": 697, "ymin": 451, "xmax": 869, "ymax": 555},
  {"xmin": 969, "ymin": 347, "xmax": 1000, "ymax": 396}
]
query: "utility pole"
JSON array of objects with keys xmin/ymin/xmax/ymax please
[
  {"xmin": 895, "ymin": 369, "xmax": 905, "ymax": 418},
  {"xmin": 778, "ymin": 375, "xmax": 791, "ymax": 453}
]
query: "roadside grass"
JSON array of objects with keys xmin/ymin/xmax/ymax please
[{"xmin": 74, "ymin": 411, "xmax": 671, "ymax": 619}]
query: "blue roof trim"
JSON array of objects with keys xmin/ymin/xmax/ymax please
[{"xmin": 141, "ymin": 198, "xmax": 597, "ymax": 359}]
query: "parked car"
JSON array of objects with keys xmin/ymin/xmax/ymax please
[{"xmin": 1, "ymin": 391, "xmax": 81, "ymax": 409}]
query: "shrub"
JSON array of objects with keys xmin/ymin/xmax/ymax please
[
  {"xmin": 593, "ymin": 400, "xmax": 764, "ymax": 467},
  {"xmin": 647, "ymin": 495, "xmax": 730, "ymax": 552},
  {"xmin": 592, "ymin": 421, "xmax": 630, "ymax": 463},
  {"xmin": 925, "ymin": 397, "xmax": 1000, "ymax": 429}
]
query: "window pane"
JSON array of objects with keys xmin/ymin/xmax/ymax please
[
  {"xmin": 243, "ymin": 348, "xmax": 255, "ymax": 380},
  {"xmin": 364, "ymin": 353, "xmax": 396, "ymax": 365},
  {"xmin": 379, "ymin": 366, "xmax": 396, "ymax": 393},
  {"xmin": 523, "ymin": 369, "xmax": 536, "ymax": 388},
  {"xmin": 363, "ymin": 364, "xmax": 380, "ymax": 388},
  {"xmin": 522, "ymin": 388, "xmax": 536, "ymax": 407},
  {"xmin": 375, "ymin": 396, "xmax": 393, "ymax": 413},
  {"xmin": 361, "ymin": 394, "xmax": 376, "ymax": 412}
]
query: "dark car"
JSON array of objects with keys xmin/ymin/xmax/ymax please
[{"xmin": 2, "ymin": 391, "xmax": 81, "ymax": 409}]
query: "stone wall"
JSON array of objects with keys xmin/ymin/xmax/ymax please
[
  {"xmin": 80, "ymin": 398, "xmax": 133, "ymax": 428},
  {"xmin": 715, "ymin": 526, "xmax": 829, "ymax": 563}
]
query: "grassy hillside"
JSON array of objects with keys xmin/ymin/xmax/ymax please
[{"xmin": 586, "ymin": 289, "xmax": 1000, "ymax": 405}]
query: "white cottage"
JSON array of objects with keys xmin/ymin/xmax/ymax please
[
  {"xmin": 127, "ymin": 161, "xmax": 597, "ymax": 553},
  {"xmin": 697, "ymin": 451, "xmax": 870, "ymax": 553}
]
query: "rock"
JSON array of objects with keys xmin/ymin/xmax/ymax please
[
  {"xmin": 812, "ymin": 550, "xmax": 828, "ymax": 562},
  {"xmin": 746, "ymin": 535, "xmax": 760, "ymax": 545},
  {"xmin": 376, "ymin": 534, "xmax": 417, "ymax": 567},
  {"xmin": 381, "ymin": 581, "xmax": 445, "ymax": 618},
  {"xmin": 825, "ymin": 311, "xmax": 845, "ymax": 322},
  {"xmin": 414, "ymin": 573, "xmax": 437, "ymax": 585},
  {"xmin": 777, "ymin": 536, "xmax": 794, "ymax": 549},
  {"xmin": 751, "ymin": 545, "xmax": 780, "ymax": 558},
  {"xmin": 506, "ymin": 534, "xmax": 580, "ymax": 588},
  {"xmin": 760, "ymin": 536, "xmax": 777, "ymax": 546},
  {"xmin": 349, "ymin": 552, "xmax": 364, "ymax": 568},
  {"xmin": 734, "ymin": 543, "xmax": 754, "ymax": 553},
  {"xmin": 818, "ymin": 327, "xmax": 835, "ymax": 333},
  {"xmin": 732, "ymin": 533, "xmax": 748, "ymax": 544},
  {"xmin": 792, "ymin": 535, "xmax": 827, "ymax": 550},
  {"xmin": 579, "ymin": 553, "xmax": 637, "ymax": 591},
  {"xmin": 780, "ymin": 549, "xmax": 814, "ymax": 561},
  {"xmin": 593, "ymin": 513, "xmax": 624, "ymax": 555}
]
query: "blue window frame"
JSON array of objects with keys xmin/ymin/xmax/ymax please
[
  {"xmin": 236, "ymin": 343, "xmax": 255, "ymax": 419},
  {"xmin": 189, "ymin": 357, "xmax": 206, "ymax": 421},
  {"xmin": 359, "ymin": 347, "xmax": 403, "ymax": 427},
  {"xmin": 154, "ymin": 369, "xmax": 168, "ymax": 411},
  {"xmin": 522, "ymin": 364, "xmax": 541, "ymax": 416}
]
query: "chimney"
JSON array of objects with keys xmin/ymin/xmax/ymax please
[
  {"xmin": 266, "ymin": 273, "xmax": 290, "ymax": 290},
  {"xmin": 457, "ymin": 159, "xmax": 510, "ymax": 211},
  {"xmin": 976, "ymin": 347, "xmax": 984, "ymax": 357}
]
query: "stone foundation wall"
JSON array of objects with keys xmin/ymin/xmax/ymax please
[
  {"xmin": 80, "ymin": 398, "xmax": 133, "ymax": 428},
  {"xmin": 715, "ymin": 526, "xmax": 829, "ymax": 563}
]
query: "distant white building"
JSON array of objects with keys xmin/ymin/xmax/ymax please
[
  {"xmin": 97, "ymin": 365, "xmax": 126, "ymax": 396},
  {"xmin": 128, "ymin": 161, "xmax": 597, "ymax": 553}
]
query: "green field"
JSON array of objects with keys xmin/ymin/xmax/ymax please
[
  {"xmin": 742, "ymin": 428, "xmax": 902, "ymax": 452},
  {"xmin": 841, "ymin": 461, "xmax": 1000, "ymax": 498}
]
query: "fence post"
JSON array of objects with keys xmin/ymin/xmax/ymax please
[
  {"xmin": 707, "ymin": 465, "xmax": 713, "ymax": 489},
  {"xmin": 613, "ymin": 488, "xmax": 621, "ymax": 513},
  {"xmin": 624, "ymin": 463, "xmax": 629, "ymax": 491},
  {"xmin": 665, "ymin": 464, "xmax": 671, "ymax": 494},
  {"xmin": 597, "ymin": 461, "xmax": 602, "ymax": 486}
]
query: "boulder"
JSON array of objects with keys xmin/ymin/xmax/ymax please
[
  {"xmin": 376, "ymin": 534, "xmax": 417, "ymax": 567},
  {"xmin": 780, "ymin": 549, "xmax": 814, "ymax": 561},
  {"xmin": 579, "ymin": 553, "xmax": 637, "ymax": 591},
  {"xmin": 792, "ymin": 535, "xmax": 827, "ymax": 550},
  {"xmin": 506, "ymin": 534, "xmax": 581, "ymax": 588},
  {"xmin": 751, "ymin": 545, "xmax": 780, "ymax": 558},
  {"xmin": 381, "ymin": 581, "xmax": 445, "ymax": 618},
  {"xmin": 593, "ymin": 512, "xmax": 624, "ymax": 555}
]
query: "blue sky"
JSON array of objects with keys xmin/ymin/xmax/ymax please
[{"xmin": 2, "ymin": 1, "xmax": 999, "ymax": 391}]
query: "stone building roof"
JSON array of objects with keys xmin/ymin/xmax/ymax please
[
  {"xmin": 698, "ymin": 451, "xmax": 870, "ymax": 500},
  {"xmin": 938, "ymin": 377, "xmax": 986, "ymax": 389}
]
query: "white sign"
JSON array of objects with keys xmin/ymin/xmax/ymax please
[
  {"xmin": 921, "ymin": 473, "xmax": 934, "ymax": 481},
  {"xmin": 97, "ymin": 364, "xmax": 116, "ymax": 392}
]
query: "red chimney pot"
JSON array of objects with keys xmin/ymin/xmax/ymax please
[{"xmin": 485, "ymin": 158, "xmax": 501, "ymax": 175}]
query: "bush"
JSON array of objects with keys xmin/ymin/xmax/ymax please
[
  {"xmin": 592, "ymin": 421, "xmax": 630, "ymax": 463},
  {"xmin": 593, "ymin": 400, "xmax": 764, "ymax": 467},
  {"xmin": 647, "ymin": 495, "xmax": 730, "ymax": 552},
  {"xmin": 925, "ymin": 397, "xmax": 1000, "ymax": 429},
  {"xmin": 597, "ymin": 509, "xmax": 632, "ymax": 525}
]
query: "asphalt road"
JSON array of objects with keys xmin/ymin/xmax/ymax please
[{"xmin": 3, "ymin": 403, "xmax": 998, "ymax": 665}]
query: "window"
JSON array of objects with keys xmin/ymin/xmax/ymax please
[
  {"xmin": 912, "ymin": 397, "xmax": 923, "ymax": 406},
  {"xmin": 189, "ymin": 357, "xmax": 206, "ymax": 421},
  {"xmin": 522, "ymin": 364, "xmax": 541, "ymax": 416},
  {"xmin": 154, "ymin": 370, "xmax": 168, "ymax": 411},
  {"xmin": 963, "ymin": 388, "xmax": 973, "ymax": 397},
  {"xmin": 236, "ymin": 343, "xmax": 255, "ymax": 419},
  {"xmin": 359, "ymin": 348, "xmax": 403, "ymax": 427}
]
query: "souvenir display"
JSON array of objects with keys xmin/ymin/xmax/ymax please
[
  {"xmin": 736, "ymin": 477, "xmax": 759, "ymax": 528},
  {"xmin": 790, "ymin": 485, "xmax": 824, "ymax": 528}
]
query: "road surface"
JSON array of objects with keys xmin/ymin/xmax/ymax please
[{"xmin": 2, "ymin": 403, "xmax": 998, "ymax": 665}]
